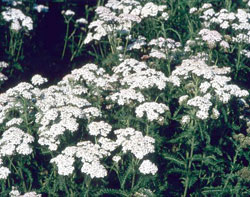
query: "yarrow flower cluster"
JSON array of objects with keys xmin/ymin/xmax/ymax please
[
  {"xmin": 148, "ymin": 37, "xmax": 182, "ymax": 60},
  {"xmin": 135, "ymin": 102, "xmax": 169, "ymax": 121},
  {"xmin": 112, "ymin": 58, "xmax": 167, "ymax": 90},
  {"xmin": 88, "ymin": 121, "xmax": 112, "ymax": 137},
  {"xmin": 139, "ymin": 159, "xmax": 158, "ymax": 175},
  {"xmin": 198, "ymin": 29, "xmax": 223, "ymax": 49},
  {"xmin": 61, "ymin": 10, "xmax": 75, "ymax": 16},
  {"xmin": 35, "ymin": 78, "xmax": 96, "ymax": 150},
  {"xmin": 167, "ymin": 58, "xmax": 249, "ymax": 120},
  {"xmin": 31, "ymin": 74, "xmax": 48, "ymax": 86},
  {"xmin": 33, "ymin": 4, "xmax": 49, "ymax": 13},
  {"xmin": 0, "ymin": 157, "xmax": 10, "ymax": 179},
  {"xmin": 0, "ymin": 127, "xmax": 34, "ymax": 156},
  {"xmin": 76, "ymin": 18, "xmax": 88, "ymax": 24},
  {"xmin": 0, "ymin": 61, "xmax": 8, "ymax": 82},
  {"xmin": 189, "ymin": 3, "xmax": 250, "ymax": 56},
  {"xmin": 114, "ymin": 127, "xmax": 155, "ymax": 160},
  {"xmin": 107, "ymin": 88, "xmax": 145, "ymax": 106},
  {"xmin": 0, "ymin": 127, "xmax": 34, "ymax": 179},
  {"xmin": 187, "ymin": 93, "xmax": 212, "ymax": 120},
  {"xmin": 2, "ymin": 8, "xmax": 33, "ymax": 31},
  {"xmin": 51, "ymin": 141, "xmax": 109, "ymax": 178},
  {"xmin": 84, "ymin": 0, "xmax": 169, "ymax": 44},
  {"xmin": 9, "ymin": 186, "xmax": 41, "ymax": 197}
]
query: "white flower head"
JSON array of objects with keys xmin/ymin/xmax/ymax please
[
  {"xmin": 141, "ymin": 2, "xmax": 159, "ymax": 18},
  {"xmin": 135, "ymin": 102, "xmax": 169, "ymax": 121},
  {"xmin": 0, "ymin": 61, "xmax": 9, "ymax": 68},
  {"xmin": 114, "ymin": 128, "xmax": 155, "ymax": 159},
  {"xmin": 112, "ymin": 155, "xmax": 121, "ymax": 163},
  {"xmin": 88, "ymin": 121, "xmax": 112, "ymax": 137},
  {"xmin": 211, "ymin": 108, "xmax": 220, "ymax": 119},
  {"xmin": 50, "ymin": 154, "xmax": 75, "ymax": 176},
  {"xmin": 181, "ymin": 115, "xmax": 191, "ymax": 125},
  {"xmin": 34, "ymin": 4, "xmax": 49, "ymax": 13},
  {"xmin": 31, "ymin": 74, "xmax": 48, "ymax": 86},
  {"xmin": 76, "ymin": 18, "xmax": 88, "ymax": 24},
  {"xmin": 62, "ymin": 10, "xmax": 75, "ymax": 16},
  {"xmin": 139, "ymin": 160, "xmax": 158, "ymax": 175},
  {"xmin": 0, "ymin": 166, "xmax": 11, "ymax": 180},
  {"xmin": 189, "ymin": 7, "xmax": 198, "ymax": 14}
]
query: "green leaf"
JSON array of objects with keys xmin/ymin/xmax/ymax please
[
  {"xmin": 13, "ymin": 62, "xmax": 23, "ymax": 72},
  {"xmin": 188, "ymin": 175, "xmax": 198, "ymax": 188},
  {"xmin": 168, "ymin": 130, "xmax": 193, "ymax": 144},
  {"xmin": 201, "ymin": 186, "xmax": 225, "ymax": 195},
  {"xmin": 95, "ymin": 188, "xmax": 129, "ymax": 197},
  {"xmin": 168, "ymin": 167, "xmax": 187, "ymax": 175},
  {"xmin": 231, "ymin": 123, "xmax": 240, "ymax": 131},
  {"xmin": 120, "ymin": 161, "xmax": 134, "ymax": 189},
  {"xmin": 163, "ymin": 152, "xmax": 186, "ymax": 167}
]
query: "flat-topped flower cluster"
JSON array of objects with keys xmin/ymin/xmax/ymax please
[
  {"xmin": 167, "ymin": 58, "xmax": 248, "ymax": 120},
  {"xmin": 188, "ymin": 2, "xmax": 250, "ymax": 58},
  {"xmin": 84, "ymin": 0, "xmax": 169, "ymax": 44},
  {"xmin": 0, "ymin": 56, "xmax": 170, "ymax": 180}
]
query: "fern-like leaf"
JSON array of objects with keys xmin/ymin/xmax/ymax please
[
  {"xmin": 163, "ymin": 152, "xmax": 186, "ymax": 167},
  {"xmin": 94, "ymin": 188, "xmax": 129, "ymax": 197},
  {"xmin": 120, "ymin": 161, "xmax": 134, "ymax": 189}
]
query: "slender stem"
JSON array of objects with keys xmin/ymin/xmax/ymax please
[
  {"xmin": 84, "ymin": 175, "xmax": 91, "ymax": 197},
  {"xmin": 146, "ymin": 123, "xmax": 149, "ymax": 135},
  {"xmin": 62, "ymin": 21, "xmax": 70, "ymax": 59},
  {"xmin": 16, "ymin": 160, "xmax": 28, "ymax": 192},
  {"xmin": 131, "ymin": 158, "xmax": 139, "ymax": 189},
  {"xmin": 70, "ymin": 32, "xmax": 83, "ymax": 61},
  {"xmin": 234, "ymin": 44, "xmax": 242, "ymax": 80},
  {"xmin": 107, "ymin": 35, "xmax": 114, "ymax": 54},
  {"xmin": 71, "ymin": 32, "xmax": 85, "ymax": 61},
  {"xmin": 223, "ymin": 148, "xmax": 239, "ymax": 190},
  {"xmin": 99, "ymin": 42, "xmax": 105, "ymax": 58},
  {"xmin": 123, "ymin": 29, "xmax": 132, "ymax": 57},
  {"xmin": 183, "ymin": 135, "xmax": 195, "ymax": 197},
  {"xmin": 15, "ymin": 38, "xmax": 23, "ymax": 62},
  {"xmin": 63, "ymin": 176, "xmax": 70, "ymax": 196},
  {"xmin": 167, "ymin": 59, "xmax": 171, "ymax": 76}
]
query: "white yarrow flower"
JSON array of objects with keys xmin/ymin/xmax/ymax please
[
  {"xmin": 139, "ymin": 160, "xmax": 158, "ymax": 175},
  {"xmin": 88, "ymin": 121, "xmax": 112, "ymax": 137},
  {"xmin": 0, "ymin": 166, "xmax": 11, "ymax": 179},
  {"xmin": 31, "ymin": 74, "xmax": 48, "ymax": 86}
]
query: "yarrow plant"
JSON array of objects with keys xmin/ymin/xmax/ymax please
[
  {"xmin": 1, "ymin": 7, "xmax": 33, "ymax": 62},
  {"xmin": 0, "ymin": 0, "xmax": 249, "ymax": 196},
  {"xmin": 187, "ymin": 1, "xmax": 250, "ymax": 81},
  {"xmin": 0, "ymin": 1, "xmax": 49, "ymax": 75}
]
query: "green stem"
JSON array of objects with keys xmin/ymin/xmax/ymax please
[
  {"xmin": 146, "ymin": 123, "xmax": 149, "ymax": 136},
  {"xmin": 167, "ymin": 59, "xmax": 172, "ymax": 76},
  {"xmin": 234, "ymin": 44, "xmax": 242, "ymax": 80},
  {"xmin": 15, "ymin": 38, "xmax": 23, "ymax": 62},
  {"xmin": 71, "ymin": 31, "xmax": 86, "ymax": 61},
  {"xmin": 63, "ymin": 176, "xmax": 70, "ymax": 196},
  {"xmin": 223, "ymin": 148, "xmax": 239, "ymax": 191},
  {"xmin": 16, "ymin": 160, "xmax": 27, "ymax": 192},
  {"xmin": 165, "ymin": 28, "xmax": 182, "ymax": 43},
  {"xmin": 62, "ymin": 21, "xmax": 70, "ymax": 59},
  {"xmin": 183, "ymin": 135, "xmax": 195, "ymax": 197},
  {"xmin": 123, "ymin": 34, "xmax": 130, "ymax": 57},
  {"xmin": 131, "ymin": 158, "xmax": 139, "ymax": 190},
  {"xmin": 84, "ymin": 175, "xmax": 91, "ymax": 197},
  {"xmin": 99, "ymin": 42, "xmax": 105, "ymax": 58},
  {"xmin": 9, "ymin": 30, "xmax": 14, "ymax": 56}
]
